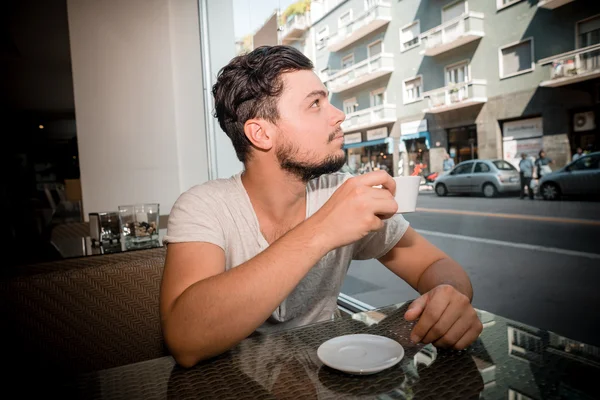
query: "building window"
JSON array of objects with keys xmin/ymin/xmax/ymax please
[
  {"xmin": 577, "ymin": 14, "xmax": 600, "ymax": 48},
  {"xmin": 365, "ymin": 0, "xmax": 378, "ymax": 9},
  {"xmin": 446, "ymin": 60, "xmax": 470, "ymax": 85},
  {"xmin": 370, "ymin": 88, "xmax": 386, "ymax": 107},
  {"xmin": 367, "ymin": 40, "xmax": 383, "ymax": 58},
  {"xmin": 499, "ymin": 38, "xmax": 534, "ymax": 79},
  {"xmin": 443, "ymin": 0, "xmax": 467, "ymax": 23},
  {"xmin": 339, "ymin": 10, "xmax": 353, "ymax": 27},
  {"xmin": 343, "ymin": 97, "xmax": 358, "ymax": 114},
  {"xmin": 316, "ymin": 26, "xmax": 329, "ymax": 49},
  {"xmin": 496, "ymin": 0, "xmax": 525, "ymax": 10},
  {"xmin": 400, "ymin": 21, "xmax": 420, "ymax": 52},
  {"xmin": 341, "ymin": 54, "xmax": 354, "ymax": 69},
  {"xmin": 403, "ymin": 76, "xmax": 422, "ymax": 104}
]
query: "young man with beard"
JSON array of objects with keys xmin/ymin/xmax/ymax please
[{"xmin": 160, "ymin": 46, "xmax": 482, "ymax": 368}]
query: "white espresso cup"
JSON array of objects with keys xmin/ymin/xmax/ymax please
[{"xmin": 392, "ymin": 176, "xmax": 421, "ymax": 213}]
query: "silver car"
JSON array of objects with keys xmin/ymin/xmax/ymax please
[
  {"xmin": 538, "ymin": 151, "xmax": 600, "ymax": 200},
  {"xmin": 435, "ymin": 159, "xmax": 521, "ymax": 198}
]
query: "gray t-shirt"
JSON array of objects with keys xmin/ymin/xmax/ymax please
[{"xmin": 163, "ymin": 172, "xmax": 410, "ymax": 333}]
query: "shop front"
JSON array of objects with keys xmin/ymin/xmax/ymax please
[
  {"xmin": 448, "ymin": 125, "xmax": 478, "ymax": 164},
  {"xmin": 343, "ymin": 127, "xmax": 394, "ymax": 176},
  {"xmin": 502, "ymin": 117, "xmax": 544, "ymax": 169},
  {"xmin": 400, "ymin": 119, "xmax": 431, "ymax": 176}
]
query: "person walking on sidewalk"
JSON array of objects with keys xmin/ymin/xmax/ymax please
[{"xmin": 518, "ymin": 153, "xmax": 534, "ymax": 200}]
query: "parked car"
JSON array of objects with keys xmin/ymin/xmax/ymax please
[
  {"xmin": 538, "ymin": 152, "xmax": 600, "ymax": 200},
  {"xmin": 434, "ymin": 159, "xmax": 520, "ymax": 198}
]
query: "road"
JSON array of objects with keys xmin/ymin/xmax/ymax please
[{"xmin": 341, "ymin": 192, "xmax": 600, "ymax": 347}]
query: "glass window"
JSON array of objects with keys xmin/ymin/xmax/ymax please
[
  {"xmin": 368, "ymin": 40, "xmax": 383, "ymax": 57},
  {"xmin": 404, "ymin": 76, "xmax": 422, "ymax": 103},
  {"xmin": 500, "ymin": 39, "xmax": 533, "ymax": 78},
  {"xmin": 446, "ymin": 61, "xmax": 469, "ymax": 84},
  {"xmin": 343, "ymin": 98, "xmax": 358, "ymax": 114},
  {"xmin": 400, "ymin": 21, "xmax": 420, "ymax": 52},
  {"xmin": 474, "ymin": 162, "xmax": 491, "ymax": 173},
  {"xmin": 578, "ymin": 15, "xmax": 600, "ymax": 48},
  {"xmin": 493, "ymin": 160, "xmax": 517, "ymax": 170},
  {"xmin": 341, "ymin": 54, "xmax": 354, "ymax": 69},
  {"xmin": 339, "ymin": 10, "xmax": 352, "ymax": 27},
  {"xmin": 317, "ymin": 26, "xmax": 329, "ymax": 49},
  {"xmin": 452, "ymin": 163, "xmax": 474, "ymax": 175},
  {"xmin": 370, "ymin": 89, "xmax": 385, "ymax": 107},
  {"xmin": 570, "ymin": 155, "xmax": 600, "ymax": 170},
  {"xmin": 443, "ymin": 0, "xmax": 466, "ymax": 23}
]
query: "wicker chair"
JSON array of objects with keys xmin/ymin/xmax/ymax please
[{"xmin": 0, "ymin": 255, "xmax": 169, "ymax": 378}]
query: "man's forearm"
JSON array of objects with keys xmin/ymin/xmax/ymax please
[
  {"xmin": 416, "ymin": 258, "xmax": 473, "ymax": 301},
  {"xmin": 164, "ymin": 219, "xmax": 330, "ymax": 367}
]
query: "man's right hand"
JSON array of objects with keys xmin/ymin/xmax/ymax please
[{"xmin": 309, "ymin": 171, "xmax": 398, "ymax": 251}]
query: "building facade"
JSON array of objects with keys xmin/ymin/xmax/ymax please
[{"xmin": 276, "ymin": 0, "xmax": 600, "ymax": 176}]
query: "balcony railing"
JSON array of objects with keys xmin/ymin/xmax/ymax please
[
  {"xmin": 327, "ymin": 1, "xmax": 392, "ymax": 52},
  {"xmin": 538, "ymin": 0, "xmax": 575, "ymax": 9},
  {"xmin": 341, "ymin": 104, "xmax": 396, "ymax": 132},
  {"xmin": 423, "ymin": 80, "xmax": 487, "ymax": 113},
  {"xmin": 420, "ymin": 12, "xmax": 485, "ymax": 57},
  {"xmin": 327, "ymin": 53, "xmax": 394, "ymax": 93},
  {"xmin": 279, "ymin": 13, "xmax": 310, "ymax": 44},
  {"xmin": 539, "ymin": 44, "xmax": 600, "ymax": 88}
]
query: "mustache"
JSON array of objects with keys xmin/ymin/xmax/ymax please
[{"xmin": 328, "ymin": 127, "xmax": 343, "ymax": 143}]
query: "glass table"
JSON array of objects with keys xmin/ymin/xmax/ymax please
[{"xmin": 51, "ymin": 302, "xmax": 599, "ymax": 399}]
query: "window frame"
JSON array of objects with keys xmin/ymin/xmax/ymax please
[
  {"xmin": 474, "ymin": 162, "xmax": 491, "ymax": 173},
  {"xmin": 402, "ymin": 75, "xmax": 424, "ymax": 105},
  {"xmin": 316, "ymin": 25, "xmax": 329, "ymax": 50},
  {"xmin": 343, "ymin": 97, "xmax": 358, "ymax": 115},
  {"xmin": 370, "ymin": 87, "xmax": 386, "ymax": 107},
  {"xmin": 341, "ymin": 53, "xmax": 355, "ymax": 69},
  {"xmin": 498, "ymin": 37, "xmax": 535, "ymax": 80},
  {"xmin": 575, "ymin": 13, "xmax": 600, "ymax": 49},
  {"xmin": 442, "ymin": 0, "xmax": 469, "ymax": 23},
  {"xmin": 367, "ymin": 39, "xmax": 384, "ymax": 58},
  {"xmin": 400, "ymin": 20, "xmax": 421, "ymax": 53},
  {"xmin": 496, "ymin": 0, "xmax": 525, "ymax": 11},
  {"xmin": 445, "ymin": 59, "xmax": 471, "ymax": 86},
  {"xmin": 452, "ymin": 162, "xmax": 474, "ymax": 175},
  {"xmin": 338, "ymin": 9, "xmax": 353, "ymax": 28}
]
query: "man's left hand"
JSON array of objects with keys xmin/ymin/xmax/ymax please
[{"xmin": 404, "ymin": 284, "xmax": 483, "ymax": 350}]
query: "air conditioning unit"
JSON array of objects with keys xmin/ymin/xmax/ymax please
[{"xmin": 573, "ymin": 111, "xmax": 596, "ymax": 132}]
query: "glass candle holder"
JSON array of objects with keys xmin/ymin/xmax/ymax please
[{"xmin": 118, "ymin": 203, "xmax": 160, "ymax": 249}]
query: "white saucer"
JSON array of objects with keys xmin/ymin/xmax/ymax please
[{"xmin": 317, "ymin": 334, "xmax": 404, "ymax": 375}]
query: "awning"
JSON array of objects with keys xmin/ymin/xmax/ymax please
[
  {"xmin": 344, "ymin": 137, "xmax": 392, "ymax": 150},
  {"xmin": 401, "ymin": 131, "xmax": 430, "ymax": 149}
]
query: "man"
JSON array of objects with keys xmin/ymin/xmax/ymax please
[
  {"xmin": 535, "ymin": 149, "xmax": 554, "ymax": 179},
  {"xmin": 160, "ymin": 46, "xmax": 482, "ymax": 368},
  {"xmin": 572, "ymin": 147, "xmax": 583, "ymax": 162},
  {"xmin": 518, "ymin": 153, "xmax": 534, "ymax": 200},
  {"xmin": 443, "ymin": 153, "xmax": 455, "ymax": 173}
]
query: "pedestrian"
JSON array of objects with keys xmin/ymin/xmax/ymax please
[
  {"xmin": 443, "ymin": 153, "xmax": 455, "ymax": 173},
  {"xmin": 518, "ymin": 153, "xmax": 534, "ymax": 200},
  {"xmin": 535, "ymin": 149, "xmax": 553, "ymax": 179},
  {"xmin": 572, "ymin": 147, "xmax": 583, "ymax": 161}
]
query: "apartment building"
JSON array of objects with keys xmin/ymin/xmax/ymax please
[{"xmin": 276, "ymin": 0, "xmax": 600, "ymax": 176}]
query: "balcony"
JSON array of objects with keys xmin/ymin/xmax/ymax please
[
  {"xmin": 539, "ymin": 44, "xmax": 600, "ymax": 88},
  {"xmin": 327, "ymin": 54, "xmax": 394, "ymax": 93},
  {"xmin": 423, "ymin": 80, "xmax": 487, "ymax": 114},
  {"xmin": 538, "ymin": 0, "xmax": 575, "ymax": 9},
  {"xmin": 341, "ymin": 104, "xmax": 396, "ymax": 132},
  {"xmin": 420, "ymin": 12, "xmax": 485, "ymax": 57},
  {"xmin": 279, "ymin": 13, "xmax": 310, "ymax": 45},
  {"xmin": 327, "ymin": 1, "xmax": 392, "ymax": 52}
]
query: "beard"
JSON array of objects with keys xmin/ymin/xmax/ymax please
[{"xmin": 276, "ymin": 128, "xmax": 347, "ymax": 183}]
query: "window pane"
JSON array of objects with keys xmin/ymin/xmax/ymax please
[
  {"xmin": 493, "ymin": 160, "xmax": 517, "ymax": 170},
  {"xmin": 443, "ymin": 0, "xmax": 466, "ymax": 23},
  {"xmin": 369, "ymin": 41, "xmax": 383, "ymax": 56},
  {"xmin": 502, "ymin": 40, "xmax": 532, "ymax": 76}
]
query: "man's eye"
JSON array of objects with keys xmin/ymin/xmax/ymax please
[{"xmin": 311, "ymin": 99, "xmax": 320, "ymax": 108}]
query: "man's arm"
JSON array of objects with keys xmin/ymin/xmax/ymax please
[{"xmin": 378, "ymin": 227, "xmax": 482, "ymax": 350}]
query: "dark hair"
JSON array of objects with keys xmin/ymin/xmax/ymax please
[{"xmin": 212, "ymin": 46, "xmax": 314, "ymax": 163}]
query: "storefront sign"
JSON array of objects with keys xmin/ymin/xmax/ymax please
[
  {"xmin": 343, "ymin": 132, "xmax": 362, "ymax": 145},
  {"xmin": 400, "ymin": 119, "xmax": 428, "ymax": 136},
  {"xmin": 502, "ymin": 117, "xmax": 543, "ymax": 140},
  {"xmin": 366, "ymin": 127, "xmax": 388, "ymax": 141},
  {"xmin": 503, "ymin": 137, "xmax": 543, "ymax": 170}
]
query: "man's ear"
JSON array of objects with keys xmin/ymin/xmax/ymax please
[{"xmin": 244, "ymin": 119, "xmax": 273, "ymax": 152}]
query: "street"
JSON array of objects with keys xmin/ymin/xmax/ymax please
[{"xmin": 342, "ymin": 192, "xmax": 600, "ymax": 347}]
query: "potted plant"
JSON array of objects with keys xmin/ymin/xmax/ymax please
[{"xmin": 279, "ymin": 0, "xmax": 311, "ymax": 26}]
